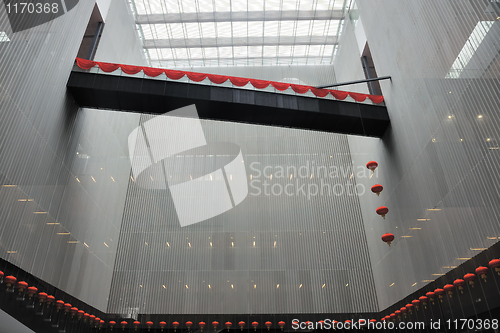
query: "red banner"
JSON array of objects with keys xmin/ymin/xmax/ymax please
[{"xmin": 75, "ymin": 58, "xmax": 384, "ymax": 104}]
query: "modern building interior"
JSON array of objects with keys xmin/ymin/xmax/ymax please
[{"xmin": 1, "ymin": 0, "xmax": 500, "ymax": 332}]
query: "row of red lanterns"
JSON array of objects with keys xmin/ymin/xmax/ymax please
[
  {"xmin": 366, "ymin": 161, "xmax": 395, "ymax": 247},
  {"xmin": 381, "ymin": 260, "xmax": 500, "ymax": 321}
]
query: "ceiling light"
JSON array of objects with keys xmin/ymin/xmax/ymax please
[
  {"xmin": 140, "ymin": 285, "xmax": 143, "ymax": 288},
  {"xmin": 457, "ymin": 258, "xmax": 471, "ymax": 260},
  {"xmin": 470, "ymin": 248, "xmax": 486, "ymax": 251},
  {"xmin": 67, "ymin": 241, "xmax": 79, "ymax": 244},
  {"xmin": 345, "ymin": 283, "xmax": 348, "ymax": 287},
  {"xmin": 448, "ymin": 115, "xmax": 452, "ymax": 119},
  {"xmin": 46, "ymin": 222, "xmax": 60, "ymax": 225},
  {"xmin": 427, "ymin": 208, "xmax": 441, "ymax": 211},
  {"xmin": 163, "ymin": 285, "xmax": 166, "ymax": 289},
  {"xmin": 277, "ymin": 284, "xmax": 279, "ymax": 288},
  {"xmin": 188, "ymin": 242, "xmax": 191, "ymax": 247},
  {"xmin": 57, "ymin": 232, "xmax": 70, "ymax": 235},
  {"xmin": 167, "ymin": 242, "xmax": 170, "ymax": 247},
  {"xmin": 210, "ymin": 242, "xmax": 213, "ymax": 247},
  {"xmin": 389, "ymin": 283, "xmax": 394, "ymax": 287},
  {"xmin": 104, "ymin": 242, "xmax": 109, "ymax": 248},
  {"xmin": 421, "ymin": 280, "xmax": 433, "ymax": 282},
  {"xmin": 478, "ymin": 115, "xmax": 483, "ymax": 118},
  {"xmin": 91, "ymin": 176, "xmax": 96, "ymax": 183},
  {"xmin": 2, "ymin": 185, "xmax": 16, "ymax": 187},
  {"xmin": 209, "ymin": 285, "xmax": 211, "ymax": 289},
  {"xmin": 111, "ymin": 176, "xmax": 115, "ymax": 182},
  {"xmin": 299, "ymin": 284, "xmax": 302, "ymax": 288},
  {"xmin": 411, "ymin": 282, "xmax": 417, "ymax": 287},
  {"xmin": 7, "ymin": 250, "xmax": 17, "ymax": 254},
  {"xmin": 254, "ymin": 285, "xmax": 256, "ymax": 289},
  {"xmin": 185, "ymin": 285, "xmax": 189, "ymax": 289},
  {"xmin": 460, "ymin": 138, "xmax": 463, "ymax": 142},
  {"xmin": 322, "ymin": 284, "xmax": 326, "ymax": 288},
  {"xmin": 84, "ymin": 242, "xmax": 89, "ymax": 248},
  {"xmin": 409, "ymin": 228, "xmax": 421, "ymax": 230},
  {"xmin": 34, "ymin": 211, "xmax": 47, "ymax": 214},
  {"xmin": 487, "ymin": 138, "xmax": 491, "ymax": 141},
  {"xmin": 417, "ymin": 218, "xmax": 429, "ymax": 221},
  {"xmin": 431, "ymin": 273, "xmax": 445, "ymax": 276},
  {"xmin": 231, "ymin": 284, "xmax": 234, "ymax": 289},
  {"xmin": 489, "ymin": 147, "xmax": 499, "ymax": 150}
]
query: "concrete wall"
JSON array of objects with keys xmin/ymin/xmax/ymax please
[{"xmin": 346, "ymin": 0, "xmax": 500, "ymax": 310}]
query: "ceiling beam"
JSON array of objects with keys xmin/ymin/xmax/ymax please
[
  {"xmin": 150, "ymin": 56, "xmax": 332, "ymax": 63},
  {"xmin": 135, "ymin": 10, "xmax": 343, "ymax": 24},
  {"xmin": 143, "ymin": 36, "xmax": 338, "ymax": 48}
]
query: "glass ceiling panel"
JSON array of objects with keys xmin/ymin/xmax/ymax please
[{"xmin": 129, "ymin": 0, "xmax": 347, "ymax": 68}]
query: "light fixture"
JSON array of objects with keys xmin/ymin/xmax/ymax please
[
  {"xmin": 91, "ymin": 176, "xmax": 96, "ymax": 183},
  {"xmin": 409, "ymin": 228, "xmax": 421, "ymax": 230},
  {"xmin": 299, "ymin": 284, "xmax": 302, "ymax": 288},
  {"xmin": 431, "ymin": 273, "xmax": 445, "ymax": 276},
  {"xmin": 110, "ymin": 176, "xmax": 115, "ymax": 182},
  {"xmin": 57, "ymin": 232, "xmax": 70, "ymax": 235},
  {"xmin": 411, "ymin": 282, "xmax": 417, "ymax": 287},
  {"xmin": 345, "ymin": 283, "xmax": 348, "ymax": 287},
  {"xmin": 417, "ymin": 218, "xmax": 430, "ymax": 221},
  {"xmin": 130, "ymin": 176, "xmax": 135, "ymax": 182},
  {"xmin": 487, "ymin": 138, "xmax": 491, "ymax": 142},
  {"xmin": 460, "ymin": 138, "xmax": 463, "ymax": 142},
  {"xmin": 76, "ymin": 177, "xmax": 80, "ymax": 183},
  {"xmin": 104, "ymin": 242, "xmax": 109, "ymax": 247},
  {"xmin": 421, "ymin": 280, "xmax": 433, "ymax": 283},
  {"xmin": 209, "ymin": 285, "xmax": 211, "ymax": 289},
  {"xmin": 448, "ymin": 115, "xmax": 452, "ymax": 119},
  {"xmin": 167, "ymin": 242, "xmax": 170, "ymax": 247},
  {"xmin": 188, "ymin": 242, "xmax": 191, "ymax": 247},
  {"xmin": 210, "ymin": 242, "xmax": 213, "ymax": 247},
  {"xmin": 231, "ymin": 284, "xmax": 234, "ymax": 289},
  {"xmin": 231, "ymin": 242, "xmax": 234, "ymax": 247},
  {"xmin": 277, "ymin": 284, "xmax": 279, "ymax": 288},
  {"xmin": 254, "ymin": 284, "xmax": 256, "ymax": 289},
  {"xmin": 489, "ymin": 147, "xmax": 499, "ymax": 150},
  {"xmin": 84, "ymin": 242, "xmax": 89, "ymax": 248},
  {"xmin": 322, "ymin": 284, "xmax": 326, "ymax": 288},
  {"xmin": 478, "ymin": 115, "xmax": 483, "ymax": 119},
  {"xmin": 150, "ymin": 176, "xmax": 154, "ymax": 181},
  {"xmin": 2, "ymin": 185, "xmax": 16, "ymax": 187},
  {"xmin": 273, "ymin": 241, "xmax": 276, "ymax": 247},
  {"xmin": 457, "ymin": 258, "xmax": 471, "ymax": 260},
  {"xmin": 46, "ymin": 222, "xmax": 60, "ymax": 225},
  {"xmin": 252, "ymin": 241, "xmax": 255, "ymax": 247},
  {"xmin": 389, "ymin": 283, "xmax": 395, "ymax": 287},
  {"xmin": 67, "ymin": 241, "xmax": 79, "ymax": 244},
  {"xmin": 401, "ymin": 235, "xmax": 412, "ymax": 238},
  {"xmin": 470, "ymin": 248, "xmax": 486, "ymax": 251},
  {"xmin": 33, "ymin": 211, "xmax": 47, "ymax": 214},
  {"xmin": 427, "ymin": 208, "xmax": 441, "ymax": 211},
  {"xmin": 140, "ymin": 285, "xmax": 143, "ymax": 288},
  {"xmin": 7, "ymin": 251, "xmax": 17, "ymax": 254},
  {"xmin": 185, "ymin": 285, "xmax": 189, "ymax": 289},
  {"xmin": 162, "ymin": 285, "xmax": 166, "ymax": 289}
]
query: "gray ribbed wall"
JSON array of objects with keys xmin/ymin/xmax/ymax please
[
  {"xmin": 345, "ymin": 0, "xmax": 500, "ymax": 310},
  {"xmin": 0, "ymin": 0, "xmax": 145, "ymax": 311},
  {"xmin": 108, "ymin": 119, "xmax": 378, "ymax": 315}
]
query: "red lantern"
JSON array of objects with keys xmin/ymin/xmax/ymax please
[
  {"xmin": 146, "ymin": 321, "xmax": 153, "ymax": 331},
  {"xmin": 0, "ymin": 271, "xmax": 3, "ymax": 281},
  {"xmin": 252, "ymin": 321, "xmax": 259, "ymax": 331},
  {"xmin": 366, "ymin": 161, "xmax": 378, "ymax": 172},
  {"xmin": 133, "ymin": 321, "xmax": 140, "ymax": 330},
  {"xmin": 16, "ymin": 281, "xmax": 28, "ymax": 296},
  {"xmin": 400, "ymin": 307, "xmax": 407, "ymax": 317},
  {"xmin": 489, "ymin": 259, "xmax": 500, "ymax": 275},
  {"xmin": 434, "ymin": 288, "xmax": 445, "ymax": 302},
  {"xmin": 186, "ymin": 321, "xmax": 193, "ymax": 330},
  {"xmin": 381, "ymin": 233, "xmax": 395, "ymax": 246},
  {"xmin": 389, "ymin": 314, "xmax": 395, "ymax": 321},
  {"xmin": 405, "ymin": 303, "xmax": 414, "ymax": 314},
  {"xmin": 278, "ymin": 321, "xmax": 285, "ymax": 331},
  {"xmin": 121, "ymin": 321, "xmax": 128, "ymax": 329},
  {"xmin": 464, "ymin": 273, "xmax": 476, "ymax": 287},
  {"xmin": 395, "ymin": 310, "xmax": 401, "ymax": 319},
  {"xmin": 453, "ymin": 279, "xmax": 465, "ymax": 293},
  {"xmin": 419, "ymin": 296, "xmax": 428, "ymax": 308},
  {"xmin": 239, "ymin": 321, "xmax": 245, "ymax": 331},
  {"xmin": 95, "ymin": 318, "xmax": 102, "ymax": 326},
  {"xmin": 345, "ymin": 320, "xmax": 351, "ymax": 328},
  {"xmin": 444, "ymin": 284, "xmax": 454, "ymax": 297},
  {"xmin": 411, "ymin": 299, "xmax": 420, "ymax": 310},
  {"xmin": 64, "ymin": 303, "xmax": 72, "ymax": 312},
  {"xmin": 371, "ymin": 184, "xmax": 383, "ymax": 196},
  {"xmin": 265, "ymin": 321, "xmax": 272, "ymax": 330},
  {"xmin": 109, "ymin": 321, "xmax": 116, "ymax": 330},
  {"xmin": 159, "ymin": 321, "xmax": 166, "ymax": 332},
  {"xmin": 376, "ymin": 206, "xmax": 389, "ymax": 219},
  {"xmin": 212, "ymin": 321, "xmax": 219, "ymax": 331},
  {"xmin": 56, "ymin": 300, "xmax": 65, "ymax": 311},
  {"xmin": 4, "ymin": 275, "xmax": 17, "ymax": 291},
  {"xmin": 199, "ymin": 321, "xmax": 206, "ymax": 332},
  {"xmin": 225, "ymin": 322, "xmax": 232, "ymax": 331},
  {"xmin": 46, "ymin": 295, "xmax": 55, "ymax": 307},
  {"xmin": 70, "ymin": 307, "xmax": 78, "ymax": 317},
  {"xmin": 100, "ymin": 320, "xmax": 105, "ymax": 327},
  {"xmin": 89, "ymin": 315, "xmax": 96, "ymax": 324},
  {"xmin": 27, "ymin": 286, "xmax": 38, "ymax": 299},
  {"xmin": 77, "ymin": 310, "xmax": 84, "ymax": 319},
  {"xmin": 425, "ymin": 291, "xmax": 435, "ymax": 305},
  {"xmin": 173, "ymin": 321, "xmax": 179, "ymax": 332},
  {"xmin": 476, "ymin": 266, "xmax": 488, "ymax": 282}
]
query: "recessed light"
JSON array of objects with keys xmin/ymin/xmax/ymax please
[
  {"xmin": 487, "ymin": 138, "xmax": 491, "ymax": 142},
  {"xmin": 478, "ymin": 115, "xmax": 483, "ymax": 119}
]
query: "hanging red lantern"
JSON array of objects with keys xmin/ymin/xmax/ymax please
[
  {"xmin": 46, "ymin": 295, "xmax": 55, "ymax": 307},
  {"xmin": 95, "ymin": 318, "xmax": 102, "ymax": 326},
  {"xmin": 4, "ymin": 275, "xmax": 17, "ymax": 291},
  {"xmin": 389, "ymin": 314, "xmax": 395, "ymax": 321},
  {"xmin": 376, "ymin": 206, "xmax": 389, "ymax": 219},
  {"xmin": 370, "ymin": 319, "xmax": 376, "ymax": 325},
  {"xmin": 434, "ymin": 288, "xmax": 445, "ymax": 302},
  {"xmin": 186, "ymin": 321, "xmax": 193, "ymax": 330},
  {"xmin": 366, "ymin": 161, "xmax": 378, "ymax": 172},
  {"xmin": 109, "ymin": 321, "xmax": 116, "ymax": 330},
  {"xmin": 100, "ymin": 320, "xmax": 105, "ymax": 327},
  {"xmin": 394, "ymin": 310, "xmax": 401, "ymax": 319},
  {"xmin": 159, "ymin": 321, "xmax": 166, "ymax": 332},
  {"xmin": 476, "ymin": 266, "xmax": 488, "ymax": 282},
  {"xmin": 0, "ymin": 271, "xmax": 3, "ymax": 281},
  {"xmin": 212, "ymin": 321, "xmax": 219, "ymax": 331},
  {"xmin": 252, "ymin": 321, "xmax": 259, "ymax": 331},
  {"xmin": 464, "ymin": 273, "xmax": 476, "ymax": 287},
  {"xmin": 173, "ymin": 321, "xmax": 179, "ymax": 332},
  {"xmin": 56, "ymin": 300, "xmax": 65, "ymax": 312},
  {"xmin": 146, "ymin": 321, "xmax": 153, "ymax": 331},
  {"xmin": 37, "ymin": 292, "xmax": 47, "ymax": 306},
  {"xmin": 278, "ymin": 321, "xmax": 285, "ymax": 331},
  {"xmin": 64, "ymin": 303, "xmax": 72, "ymax": 312},
  {"xmin": 489, "ymin": 259, "xmax": 500, "ymax": 275},
  {"xmin": 77, "ymin": 310, "xmax": 84, "ymax": 319},
  {"xmin": 453, "ymin": 279, "xmax": 465, "ymax": 293},
  {"xmin": 443, "ymin": 284, "xmax": 454, "ymax": 297},
  {"xmin": 318, "ymin": 320, "xmax": 325, "ymax": 329},
  {"xmin": 16, "ymin": 281, "xmax": 28, "ymax": 296},
  {"xmin": 411, "ymin": 299, "xmax": 420, "ymax": 310},
  {"xmin": 225, "ymin": 322, "xmax": 232, "ymax": 331},
  {"xmin": 400, "ymin": 307, "xmax": 407, "ymax": 318},
  {"xmin": 239, "ymin": 321, "xmax": 245, "ymax": 331},
  {"xmin": 405, "ymin": 303, "xmax": 414, "ymax": 313},
  {"xmin": 70, "ymin": 307, "xmax": 78, "ymax": 317},
  {"xmin": 381, "ymin": 233, "xmax": 395, "ymax": 246},
  {"xmin": 345, "ymin": 320, "xmax": 351, "ymax": 328},
  {"xmin": 133, "ymin": 321, "xmax": 140, "ymax": 330},
  {"xmin": 89, "ymin": 315, "xmax": 96, "ymax": 324},
  {"xmin": 120, "ymin": 321, "xmax": 128, "ymax": 329},
  {"xmin": 26, "ymin": 286, "xmax": 38, "ymax": 300},
  {"xmin": 265, "ymin": 321, "xmax": 272, "ymax": 330},
  {"xmin": 419, "ymin": 296, "xmax": 428, "ymax": 309},
  {"xmin": 371, "ymin": 184, "xmax": 384, "ymax": 196},
  {"xmin": 199, "ymin": 321, "xmax": 206, "ymax": 332},
  {"xmin": 425, "ymin": 291, "xmax": 435, "ymax": 305}
]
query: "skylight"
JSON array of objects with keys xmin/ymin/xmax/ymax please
[
  {"xmin": 0, "ymin": 32, "xmax": 10, "ymax": 43},
  {"xmin": 129, "ymin": 0, "xmax": 346, "ymax": 68},
  {"xmin": 446, "ymin": 21, "xmax": 495, "ymax": 78}
]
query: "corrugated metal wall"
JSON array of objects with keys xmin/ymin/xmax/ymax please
[
  {"xmin": 108, "ymin": 117, "xmax": 378, "ymax": 314},
  {"xmin": 0, "ymin": 0, "xmax": 144, "ymax": 311},
  {"xmin": 346, "ymin": 0, "xmax": 500, "ymax": 310}
]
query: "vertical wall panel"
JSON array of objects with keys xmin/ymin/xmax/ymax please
[
  {"xmin": 108, "ymin": 119, "xmax": 378, "ymax": 314},
  {"xmin": 345, "ymin": 0, "xmax": 500, "ymax": 310}
]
